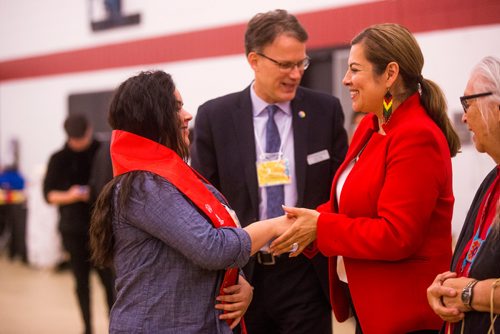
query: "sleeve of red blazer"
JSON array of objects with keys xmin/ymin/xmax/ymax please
[
  {"xmin": 317, "ymin": 123, "xmax": 452, "ymax": 261},
  {"xmin": 316, "ymin": 200, "xmax": 332, "ymax": 213}
]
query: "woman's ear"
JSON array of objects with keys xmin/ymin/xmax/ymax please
[{"xmin": 385, "ymin": 62, "xmax": 399, "ymax": 88}]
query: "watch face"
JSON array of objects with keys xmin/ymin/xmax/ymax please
[
  {"xmin": 462, "ymin": 289, "xmax": 471, "ymax": 304},
  {"xmin": 461, "ymin": 280, "xmax": 478, "ymax": 309}
]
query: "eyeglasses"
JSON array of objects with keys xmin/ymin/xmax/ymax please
[
  {"xmin": 256, "ymin": 52, "xmax": 310, "ymax": 72},
  {"xmin": 460, "ymin": 92, "xmax": 492, "ymax": 113}
]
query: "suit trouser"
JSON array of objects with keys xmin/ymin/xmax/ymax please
[
  {"xmin": 61, "ymin": 232, "xmax": 115, "ymax": 334},
  {"xmin": 244, "ymin": 253, "xmax": 332, "ymax": 334}
]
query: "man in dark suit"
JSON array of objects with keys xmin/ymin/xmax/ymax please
[{"xmin": 190, "ymin": 9, "xmax": 348, "ymax": 334}]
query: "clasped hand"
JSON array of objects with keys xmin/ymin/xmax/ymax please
[
  {"xmin": 269, "ymin": 205, "xmax": 319, "ymax": 257},
  {"xmin": 426, "ymin": 271, "xmax": 468, "ymax": 323},
  {"xmin": 215, "ymin": 275, "xmax": 253, "ymax": 329}
]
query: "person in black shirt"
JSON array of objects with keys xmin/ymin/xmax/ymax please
[{"xmin": 43, "ymin": 114, "xmax": 115, "ymax": 334}]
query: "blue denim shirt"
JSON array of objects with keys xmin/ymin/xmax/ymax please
[{"xmin": 109, "ymin": 172, "xmax": 251, "ymax": 333}]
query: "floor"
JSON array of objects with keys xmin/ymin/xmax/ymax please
[
  {"xmin": 0, "ymin": 255, "xmax": 355, "ymax": 334},
  {"xmin": 0, "ymin": 256, "xmax": 109, "ymax": 334}
]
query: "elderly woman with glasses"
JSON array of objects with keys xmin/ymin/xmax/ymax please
[{"xmin": 427, "ymin": 56, "xmax": 500, "ymax": 333}]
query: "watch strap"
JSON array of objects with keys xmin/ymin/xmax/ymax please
[{"xmin": 461, "ymin": 279, "xmax": 479, "ymax": 310}]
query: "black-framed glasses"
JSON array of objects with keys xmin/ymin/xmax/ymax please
[
  {"xmin": 256, "ymin": 52, "xmax": 310, "ymax": 72},
  {"xmin": 460, "ymin": 92, "xmax": 492, "ymax": 113}
]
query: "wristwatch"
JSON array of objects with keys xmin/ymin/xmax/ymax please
[{"xmin": 461, "ymin": 279, "xmax": 479, "ymax": 310}]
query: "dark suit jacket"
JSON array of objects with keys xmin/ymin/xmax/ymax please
[
  {"xmin": 89, "ymin": 140, "xmax": 113, "ymax": 203},
  {"xmin": 190, "ymin": 85, "xmax": 348, "ymax": 299},
  {"xmin": 448, "ymin": 167, "xmax": 499, "ymax": 334}
]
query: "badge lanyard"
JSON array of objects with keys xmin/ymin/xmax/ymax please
[
  {"xmin": 254, "ymin": 114, "xmax": 292, "ymax": 187},
  {"xmin": 254, "ymin": 114, "xmax": 291, "ymax": 160},
  {"xmin": 459, "ymin": 175, "xmax": 499, "ymax": 276}
]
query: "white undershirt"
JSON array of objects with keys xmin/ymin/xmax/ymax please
[{"xmin": 335, "ymin": 159, "xmax": 356, "ymax": 283}]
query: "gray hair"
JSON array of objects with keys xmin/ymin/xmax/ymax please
[{"xmin": 468, "ymin": 56, "xmax": 500, "ymax": 126}]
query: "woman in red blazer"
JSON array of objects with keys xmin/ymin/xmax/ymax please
[{"xmin": 270, "ymin": 23, "xmax": 461, "ymax": 333}]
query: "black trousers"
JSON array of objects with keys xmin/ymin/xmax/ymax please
[
  {"xmin": 61, "ymin": 232, "xmax": 115, "ymax": 334},
  {"xmin": 0, "ymin": 204, "xmax": 27, "ymax": 262},
  {"xmin": 244, "ymin": 254, "xmax": 332, "ymax": 334}
]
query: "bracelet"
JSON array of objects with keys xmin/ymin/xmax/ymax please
[
  {"xmin": 490, "ymin": 278, "xmax": 500, "ymax": 331},
  {"xmin": 461, "ymin": 279, "xmax": 479, "ymax": 311}
]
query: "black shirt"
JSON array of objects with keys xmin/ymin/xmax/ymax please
[{"xmin": 43, "ymin": 140, "xmax": 100, "ymax": 235}]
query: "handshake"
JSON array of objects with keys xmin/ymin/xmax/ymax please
[{"xmin": 268, "ymin": 205, "xmax": 320, "ymax": 257}]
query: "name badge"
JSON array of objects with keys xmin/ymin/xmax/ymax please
[
  {"xmin": 256, "ymin": 155, "xmax": 291, "ymax": 187},
  {"xmin": 307, "ymin": 149, "xmax": 330, "ymax": 165}
]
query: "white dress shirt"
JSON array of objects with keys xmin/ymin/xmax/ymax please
[{"xmin": 250, "ymin": 84, "xmax": 297, "ymax": 220}]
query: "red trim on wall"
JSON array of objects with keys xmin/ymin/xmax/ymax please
[{"xmin": 1, "ymin": 0, "xmax": 499, "ymax": 82}]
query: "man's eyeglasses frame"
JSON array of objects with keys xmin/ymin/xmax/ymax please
[{"xmin": 256, "ymin": 52, "xmax": 311, "ymax": 72}]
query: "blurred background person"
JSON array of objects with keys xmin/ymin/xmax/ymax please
[
  {"xmin": 190, "ymin": 9, "xmax": 348, "ymax": 334},
  {"xmin": 427, "ymin": 56, "xmax": 500, "ymax": 333},
  {"xmin": 90, "ymin": 70, "xmax": 294, "ymax": 333},
  {"xmin": 271, "ymin": 23, "xmax": 461, "ymax": 333},
  {"xmin": 43, "ymin": 113, "xmax": 115, "ymax": 334},
  {"xmin": 0, "ymin": 147, "xmax": 28, "ymax": 264}
]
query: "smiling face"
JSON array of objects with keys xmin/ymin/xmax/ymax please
[
  {"xmin": 249, "ymin": 34, "xmax": 307, "ymax": 104},
  {"xmin": 462, "ymin": 75, "xmax": 500, "ymax": 155},
  {"xmin": 174, "ymin": 89, "xmax": 192, "ymax": 146},
  {"xmin": 342, "ymin": 43, "xmax": 388, "ymax": 117}
]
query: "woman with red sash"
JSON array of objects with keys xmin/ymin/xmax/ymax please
[
  {"xmin": 90, "ymin": 71, "xmax": 291, "ymax": 334},
  {"xmin": 427, "ymin": 56, "xmax": 500, "ymax": 333}
]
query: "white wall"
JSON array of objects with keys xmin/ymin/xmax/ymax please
[
  {"xmin": 0, "ymin": 0, "xmax": 376, "ymax": 60},
  {"xmin": 417, "ymin": 25, "xmax": 499, "ymax": 236},
  {"xmin": 0, "ymin": 0, "xmax": 498, "ymax": 266}
]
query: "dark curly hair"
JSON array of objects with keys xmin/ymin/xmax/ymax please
[{"xmin": 90, "ymin": 70, "xmax": 186, "ymax": 268}]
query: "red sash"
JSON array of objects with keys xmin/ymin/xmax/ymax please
[{"xmin": 110, "ymin": 130, "xmax": 241, "ymax": 326}]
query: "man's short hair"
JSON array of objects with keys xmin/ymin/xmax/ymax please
[
  {"xmin": 64, "ymin": 113, "xmax": 89, "ymax": 139},
  {"xmin": 244, "ymin": 9, "xmax": 308, "ymax": 55}
]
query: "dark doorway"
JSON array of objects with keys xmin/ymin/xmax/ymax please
[
  {"xmin": 301, "ymin": 49, "xmax": 333, "ymax": 95},
  {"xmin": 301, "ymin": 47, "xmax": 356, "ymax": 137},
  {"xmin": 68, "ymin": 91, "xmax": 113, "ymax": 141}
]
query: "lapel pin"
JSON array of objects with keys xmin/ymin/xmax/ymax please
[{"xmin": 298, "ymin": 111, "xmax": 306, "ymax": 118}]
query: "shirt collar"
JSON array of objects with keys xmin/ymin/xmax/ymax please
[{"xmin": 250, "ymin": 82, "xmax": 291, "ymax": 117}]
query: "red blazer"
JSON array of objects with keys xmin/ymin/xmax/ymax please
[{"xmin": 317, "ymin": 94, "xmax": 453, "ymax": 333}]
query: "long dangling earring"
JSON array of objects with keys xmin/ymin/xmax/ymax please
[{"xmin": 383, "ymin": 90, "xmax": 393, "ymax": 124}]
